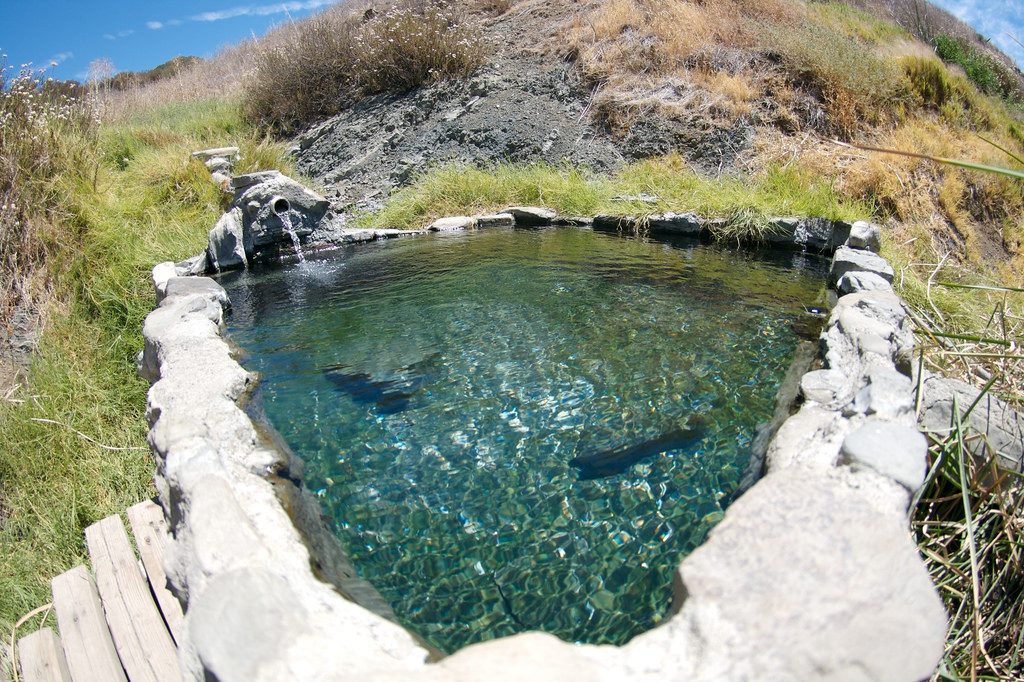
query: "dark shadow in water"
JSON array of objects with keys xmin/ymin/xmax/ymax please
[
  {"xmin": 570, "ymin": 418, "xmax": 709, "ymax": 480},
  {"xmin": 321, "ymin": 352, "xmax": 442, "ymax": 415}
]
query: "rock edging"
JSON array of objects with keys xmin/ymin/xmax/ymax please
[{"xmin": 141, "ymin": 207, "xmax": 947, "ymax": 681}]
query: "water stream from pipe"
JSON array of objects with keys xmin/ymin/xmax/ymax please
[{"xmin": 280, "ymin": 212, "xmax": 306, "ymax": 263}]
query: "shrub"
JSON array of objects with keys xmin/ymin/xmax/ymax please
[
  {"xmin": 242, "ymin": 14, "xmax": 360, "ymax": 133},
  {"xmin": 933, "ymin": 34, "xmax": 1023, "ymax": 104},
  {"xmin": 901, "ymin": 55, "xmax": 997, "ymax": 129},
  {"xmin": 353, "ymin": 4, "xmax": 485, "ymax": 95},
  {"xmin": 243, "ymin": 2, "xmax": 485, "ymax": 132},
  {"xmin": 765, "ymin": 19, "xmax": 913, "ymax": 135}
]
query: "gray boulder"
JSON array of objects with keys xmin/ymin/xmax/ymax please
[
  {"xmin": 502, "ymin": 206, "xmax": 557, "ymax": 225},
  {"xmin": 207, "ymin": 208, "xmax": 247, "ymax": 272},
  {"xmin": 647, "ymin": 212, "xmax": 702, "ymax": 235},
  {"xmin": 847, "ymin": 221, "xmax": 881, "ymax": 252},
  {"xmin": 841, "ymin": 419, "xmax": 929, "ymax": 491},
  {"xmin": 919, "ymin": 372, "xmax": 1024, "ymax": 472},
  {"xmin": 838, "ymin": 270, "xmax": 893, "ymax": 295},
  {"xmin": 429, "ymin": 216, "xmax": 476, "ymax": 231},
  {"xmin": 830, "ymin": 245, "xmax": 895, "ymax": 285},
  {"xmin": 475, "ymin": 213, "xmax": 515, "ymax": 228},
  {"xmin": 799, "ymin": 217, "xmax": 850, "ymax": 251},
  {"xmin": 592, "ymin": 215, "xmax": 637, "ymax": 232}
]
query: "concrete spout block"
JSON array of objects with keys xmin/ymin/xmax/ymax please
[{"xmin": 841, "ymin": 420, "xmax": 929, "ymax": 491}]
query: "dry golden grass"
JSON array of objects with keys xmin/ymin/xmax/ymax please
[{"xmin": 690, "ymin": 69, "xmax": 757, "ymax": 117}]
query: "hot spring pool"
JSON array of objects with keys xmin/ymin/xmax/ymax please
[{"xmin": 219, "ymin": 227, "xmax": 827, "ymax": 653}]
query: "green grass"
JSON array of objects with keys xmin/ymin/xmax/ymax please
[
  {"xmin": 933, "ymin": 34, "xmax": 1023, "ymax": 105},
  {"xmin": 0, "ymin": 97, "xmax": 293, "ymax": 638},
  {"xmin": 809, "ymin": 1, "xmax": 910, "ymax": 45},
  {"xmin": 362, "ymin": 155, "xmax": 872, "ymax": 232}
]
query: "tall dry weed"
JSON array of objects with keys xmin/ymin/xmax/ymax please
[
  {"xmin": 241, "ymin": 1, "xmax": 484, "ymax": 132},
  {"xmin": 0, "ymin": 62, "xmax": 97, "ymax": 318}
]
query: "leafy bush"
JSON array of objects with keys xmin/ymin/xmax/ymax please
[
  {"xmin": 243, "ymin": 2, "xmax": 484, "ymax": 132},
  {"xmin": 901, "ymin": 55, "xmax": 992, "ymax": 125},
  {"xmin": 933, "ymin": 34, "xmax": 1023, "ymax": 104}
]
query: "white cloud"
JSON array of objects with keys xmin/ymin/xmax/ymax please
[
  {"xmin": 48, "ymin": 51, "xmax": 73, "ymax": 66},
  {"xmin": 189, "ymin": 0, "xmax": 335, "ymax": 23},
  {"xmin": 104, "ymin": 29, "xmax": 135, "ymax": 41},
  {"xmin": 146, "ymin": 21, "xmax": 164, "ymax": 30},
  {"xmin": 931, "ymin": 0, "xmax": 1024, "ymax": 69}
]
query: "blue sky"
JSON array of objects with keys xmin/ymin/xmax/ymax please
[
  {"xmin": 0, "ymin": 1, "xmax": 342, "ymax": 81},
  {"xmin": 931, "ymin": 0, "xmax": 1024, "ymax": 69},
  {"xmin": 0, "ymin": 1, "xmax": 1021, "ymax": 83}
]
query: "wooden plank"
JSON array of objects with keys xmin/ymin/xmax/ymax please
[
  {"xmin": 51, "ymin": 566, "xmax": 127, "ymax": 682},
  {"xmin": 17, "ymin": 627, "xmax": 72, "ymax": 682},
  {"xmin": 85, "ymin": 515, "xmax": 180, "ymax": 682},
  {"xmin": 126, "ymin": 501, "xmax": 184, "ymax": 644}
]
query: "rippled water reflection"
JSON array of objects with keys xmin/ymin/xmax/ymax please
[{"xmin": 220, "ymin": 228, "xmax": 827, "ymax": 653}]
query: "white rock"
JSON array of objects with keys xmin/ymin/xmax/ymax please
[
  {"xmin": 152, "ymin": 261, "xmax": 177, "ymax": 303},
  {"xmin": 428, "ymin": 216, "xmax": 477, "ymax": 231}
]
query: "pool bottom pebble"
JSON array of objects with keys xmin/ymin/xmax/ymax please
[{"xmin": 220, "ymin": 227, "xmax": 828, "ymax": 654}]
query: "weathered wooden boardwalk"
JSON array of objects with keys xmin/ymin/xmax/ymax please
[{"xmin": 15, "ymin": 501, "xmax": 183, "ymax": 682}]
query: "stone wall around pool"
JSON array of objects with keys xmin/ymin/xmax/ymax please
[{"xmin": 140, "ymin": 207, "xmax": 949, "ymax": 681}]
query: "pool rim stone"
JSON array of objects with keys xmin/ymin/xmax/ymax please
[{"xmin": 138, "ymin": 213, "xmax": 947, "ymax": 682}]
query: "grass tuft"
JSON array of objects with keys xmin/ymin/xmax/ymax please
[{"xmin": 361, "ymin": 155, "xmax": 870, "ymax": 231}]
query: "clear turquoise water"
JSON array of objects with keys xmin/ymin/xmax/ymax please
[{"xmin": 220, "ymin": 228, "xmax": 826, "ymax": 653}]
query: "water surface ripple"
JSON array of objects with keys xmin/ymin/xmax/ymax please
[{"xmin": 220, "ymin": 228, "xmax": 826, "ymax": 653}]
